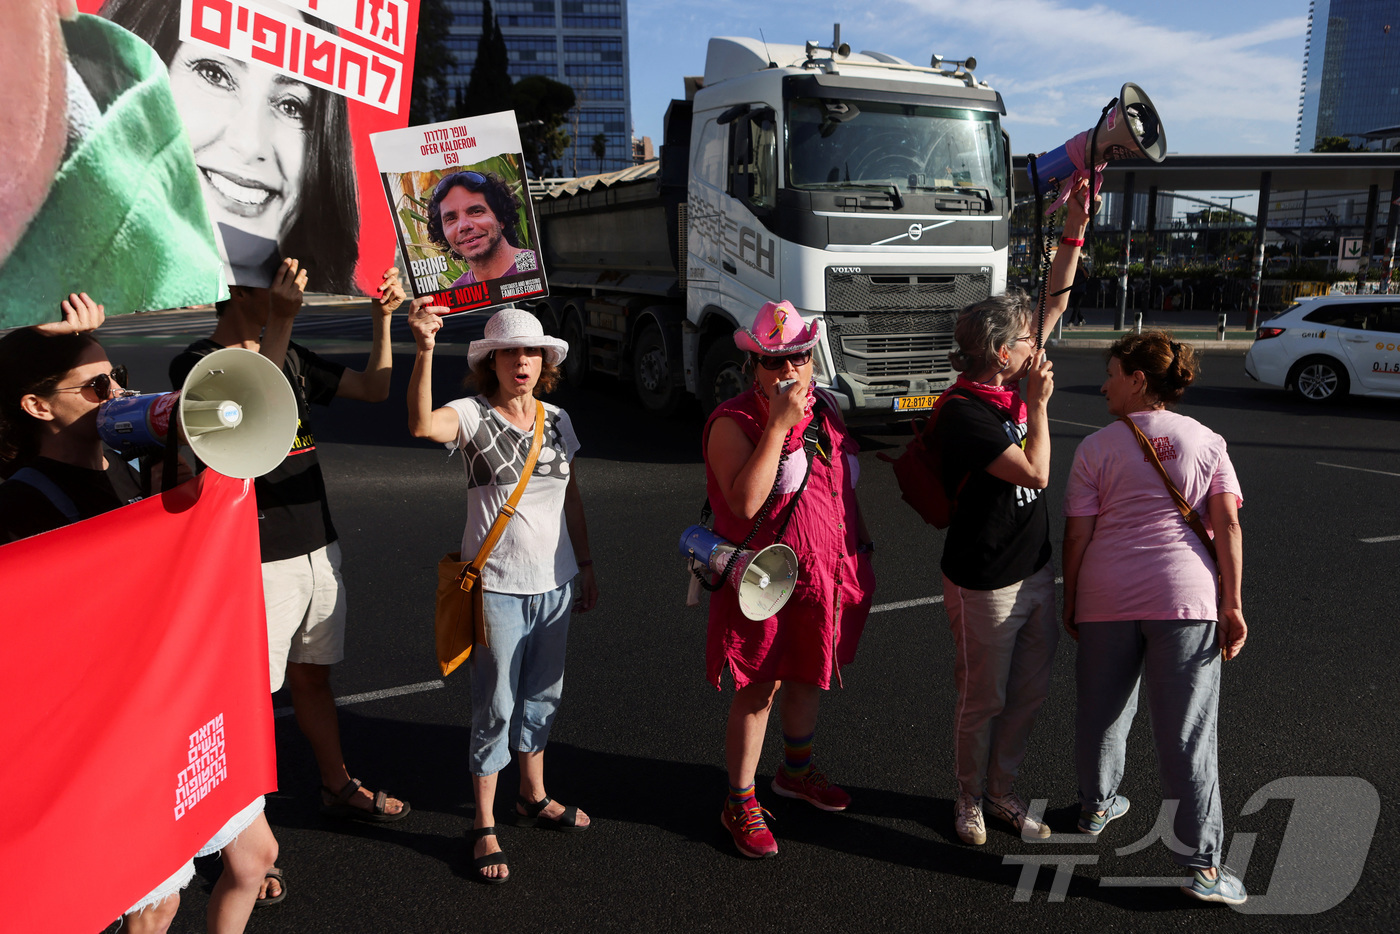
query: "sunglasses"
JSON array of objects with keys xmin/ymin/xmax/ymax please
[
  {"xmin": 45, "ymin": 366, "xmax": 128, "ymax": 402},
  {"xmin": 756, "ymin": 350, "xmax": 813, "ymax": 370},
  {"xmin": 456, "ymin": 170, "xmax": 488, "ymax": 185}
]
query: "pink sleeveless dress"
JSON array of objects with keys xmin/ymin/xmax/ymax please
[{"xmin": 702, "ymin": 388, "xmax": 875, "ymax": 690}]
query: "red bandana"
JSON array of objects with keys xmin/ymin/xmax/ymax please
[{"xmin": 951, "ymin": 375, "xmax": 1027, "ymax": 425}]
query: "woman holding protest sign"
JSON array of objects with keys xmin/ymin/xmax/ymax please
[
  {"xmin": 101, "ymin": 0, "xmax": 360, "ymax": 292},
  {"xmin": 408, "ymin": 301, "xmax": 599, "ymax": 885},
  {"xmin": 0, "ymin": 295, "xmax": 279, "ymax": 933}
]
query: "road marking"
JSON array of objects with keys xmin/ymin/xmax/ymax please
[
  {"xmin": 274, "ymin": 679, "xmax": 445, "ymax": 718},
  {"xmin": 1360, "ymin": 535, "xmax": 1400, "ymax": 544},
  {"xmin": 1318, "ymin": 461, "xmax": 1400, "ymax": 479},
  {"xmin": 870, "ymin": 595, "xmax": 943, "ymax": 614},
  {"xmin": 869, "ymin": 578, "xmax": 1063, "ymax": 615},
  {"xmin": 1099, "ymin": 877, "xmax": 1193, "ymax": 888},
  {"xmin": 1050, "ymin": 418, "xmax": 1105, "ymax": 430}
]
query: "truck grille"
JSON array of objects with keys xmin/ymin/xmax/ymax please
[
  {"xmin": 826, "ymin": 270, "xmax": 991, "ymax": 313},
  {"xmin": 827, "ymin": 313, "xmax": 959, "ymax": 380}
]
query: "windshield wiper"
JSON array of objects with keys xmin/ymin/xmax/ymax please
[{"xmin": 802, "ymin": 181, "xmax": 903, "ymax": 209}]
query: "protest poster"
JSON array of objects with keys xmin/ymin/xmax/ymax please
[
  {"xmin": 0, "ymin": 471, "xmax": 276, "ymax": 933},
  {"xmin": 370, "ymin": 110, "xmax": 548, "ymax": 315},
  {"xmin": 0, "ymin": 1, "xmax": 421, "ymax": 329}
]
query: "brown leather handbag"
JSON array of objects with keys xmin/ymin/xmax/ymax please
[{"xmin": 435, "ymin": 401, "xmax": 545, "ymax": 676}]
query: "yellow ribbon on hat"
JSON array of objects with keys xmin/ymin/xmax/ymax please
[{"xmin": 766, "ymin": 306, "xmax": 788, "ymax": 340}]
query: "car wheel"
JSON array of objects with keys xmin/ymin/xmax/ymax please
[
  {"xmin": 633, "ymin": 323, "xmax": 679, "ymax": 414},
  {"xmin": 699, "ymin": 336, "xmax": 747, "ymax": 415},
  {"xmin": 1288, "ymin": 356, "xmax": 1349, "ymax": 403},
  {"xmin": 560, "ymin": 308, "xmax": 587, "ymax": 387}
]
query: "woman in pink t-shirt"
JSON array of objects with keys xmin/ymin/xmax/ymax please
[{"xmin": 1062, "ymin": 330, "xmax": 1249, "ymax": 906}]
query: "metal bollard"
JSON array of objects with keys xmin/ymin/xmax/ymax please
[
  {"xmin": 1217, "ymin": 313, "xmax": 1228, "ymax": 341},
  {"xmin": 1133, "ymin": 312, "xmax": 1143, "ymax": 334},
  {"xmin": 1055, "ymin": 318, "xmax": 1063, "ymax": 342}
]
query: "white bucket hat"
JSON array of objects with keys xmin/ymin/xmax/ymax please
[{"xmin": 467, "ymin": 308, "xmax": 569, "ymax": 368}]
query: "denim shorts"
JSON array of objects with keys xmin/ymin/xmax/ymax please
[{"xmin": 122, "ymin": 796, "xmax": 265, "ymax": 916}]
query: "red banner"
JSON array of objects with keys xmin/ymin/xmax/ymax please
[{"xmin": 0, "ymin": 471, "xmax": 276, "ymax": 933}]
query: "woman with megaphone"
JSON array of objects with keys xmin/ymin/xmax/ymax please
[
  {"xmin": 702, "ymin": 300, "xmax": 875, "ymax": 859},
  {"xmin": 0, "ymin": 294, "xmax": 278, "ymax": 934},
  {"xmin": 408, "ymin": 301, "xmax": 599, "ymax": 885}
]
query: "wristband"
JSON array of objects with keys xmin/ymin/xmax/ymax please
[
  {"xmin": 1060, "ymin": 236, "xmax": 1085, "ymax": 247},
  {"xmin": 577, "ymin": 559, "xmax": 594, "ymax": 568}
]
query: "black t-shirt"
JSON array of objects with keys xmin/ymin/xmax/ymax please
[
  {"xmin": 0, "ymin": 456, "xmax": 143, "ymax": 544},
  {"xmin": 933, "ymin": 395, "xmax": 1051, "ymax": 590},
  {"xmin": 170, "ymin": 339, "xmax": 345, "ymax": 563}
]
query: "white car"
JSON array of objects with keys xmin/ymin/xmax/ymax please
[{"xmin": 1244, "ymin": 295, "xmax": 1400, "ymax": 402}]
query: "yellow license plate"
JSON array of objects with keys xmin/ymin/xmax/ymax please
[{"xmin": 893, "ymin": 394, "xmax": 939, "ymax": 412}]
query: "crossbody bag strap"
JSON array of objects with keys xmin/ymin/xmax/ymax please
[
  {"xmin": 460, "ymin": 400, "xmax": 546, "ymax": 590},
  {"xmin": 1118, "ymin": 415, "xmax": 1217, "ymax": 563}
]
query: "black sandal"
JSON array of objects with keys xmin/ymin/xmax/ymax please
[
  {"xmin": 319, "ymin": 778, "xmax": 411, "ymax": 824},
  {"xmin": 471, "ymin": 827, "xmax": 510, "ymax": 884},
  {"xmin": 515, "ymin": 794, "xmax": 589, "ymax": 832},
  {"xmin": 254, "ymin": 867, "xmax": 286, "ymax": 907}
]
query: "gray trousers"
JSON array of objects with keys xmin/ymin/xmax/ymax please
[
  {"xmin": 1075, "ymin": 619, "xmax": 1223, "ymax": 869},
  {"xmin": 945, "ymin": 563, "xmax": 1059, "ymax": 798}
]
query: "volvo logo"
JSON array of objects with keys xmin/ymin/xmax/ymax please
[{"xmin": 908, "ymin": 223, "xmax": 923, "ymax": 241}]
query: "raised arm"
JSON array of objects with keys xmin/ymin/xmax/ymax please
[
  {"xmin": 406, "ymin": 299, "xmax": 460, "ymax": 443},
  {"xmin": 338, "ymin": 266, "xmax": 405, "ymax": 402},
  {"xmin": 1209, "ymin": 491, "xmax": 1246, "ymax": 660},
  {"xmin": 1038, "ymin": 178, "xmax": 1095, "ymax": 338},
  {"xmin": 261, "ymin": 257, "xmax": 307, "ymax": 372}
]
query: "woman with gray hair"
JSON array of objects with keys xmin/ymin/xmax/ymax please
[{"xmin": 930, "ymin": 179, "xmax": 1092, "ymax": 846}]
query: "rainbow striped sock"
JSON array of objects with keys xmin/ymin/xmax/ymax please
[
  {"xmin": 782, "ymin": 730, "xmax": 815, "ymax": 779},
  {"xmin": 728, "ymin": 782, "xmax": 757, "ymax": 808}
]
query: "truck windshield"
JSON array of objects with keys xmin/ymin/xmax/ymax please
[{"xmin": 786, "ymin": 98, "xmax": 1006, "ymax": 200}]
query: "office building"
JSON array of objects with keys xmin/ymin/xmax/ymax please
[
  {"xmin": 1295, "ymin": 0, "xmax": 1400, "ymax": 151},
  {"xmin": 443, "ymin": 1, "xmax": 634, "ymax": 176}
]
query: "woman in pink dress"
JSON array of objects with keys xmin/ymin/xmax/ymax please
[{"xmin": 702, "ymin": 300, "xmax": 875, "ymax": 858}]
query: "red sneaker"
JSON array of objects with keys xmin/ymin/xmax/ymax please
[
  {"xmin": 721, "ymin": 799, "xmax": 778, "ymax": 858},
  {"xmin": 771, "ymin": 768, "xmax": 851, "ymax": 812}
]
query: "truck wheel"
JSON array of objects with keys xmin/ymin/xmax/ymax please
[
  {"xmin": 633, "ymin": 324, "xmax": 678, "ymax": 414},
  {"xmin": 700, "ymin": 337, "xmax": 747, "ymax": 414},
  {"xmin": 561, "ymin": 308, "xmax": 587, "ymax": 387}
]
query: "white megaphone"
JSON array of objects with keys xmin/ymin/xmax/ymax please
[
  {"xmin": 96, "ymin": 347, "xmax": 298, "ymax": 479},
  {"xmin": 679, "ymin": 524, "xmax": 799, "ymax": 621},
  {"xmin": 1028, "ymin": 82, "xmax": 1167, "ymax": 211}
]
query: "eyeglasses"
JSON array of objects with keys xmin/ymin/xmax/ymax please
[
  {"xmin": 756, "ymin": 350, "xmax": 813, "ymax": 370},
  {"xmin": 1012, "ymin": 334, "xmax": 1037, "ymax": 345},
  {"xmin": 45, "ymin": 366, "xmax": 128, "ymax": 402}
]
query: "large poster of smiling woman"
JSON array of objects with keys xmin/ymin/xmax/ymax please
[
  {"xmin": 370, "ymin": 111, "xmax": 548, "ymax": 316},
  {"xmin": 58, "ymin": 0, "xmax": 419, "ymax": 309}
]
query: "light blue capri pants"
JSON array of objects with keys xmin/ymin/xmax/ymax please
[
  {"xmin": 1076, "ymin": 619, "xmax": 1223, "ymax": 870},
  {"xmin": 469, "ymin": 581, "xmax": 574, "ymax": 776}
]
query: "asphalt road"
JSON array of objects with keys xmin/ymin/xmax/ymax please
[{"xmin": 94, "ymin": 315, "xmax": 1398, "ymax": 934}]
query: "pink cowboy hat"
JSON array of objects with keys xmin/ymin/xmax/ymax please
[{"xmin": 733, "ymin": 300, "xmax": 822, "ymax": 355}]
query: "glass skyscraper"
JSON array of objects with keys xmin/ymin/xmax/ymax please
[
  {"xmin": 1295, "ymin": 0, "xmax": 1400, "ymax": 151},
  {"xmin": 443, "ymin": 1, "xmax": 634, "ymax": 176}
]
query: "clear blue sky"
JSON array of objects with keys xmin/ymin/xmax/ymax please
[{"xmin": 626, "ymin": 0, "xmax": 1311, "ymax": 158}]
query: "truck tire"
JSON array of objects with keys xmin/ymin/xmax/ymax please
[
  {"xmin": 561, "ymin": 308, "xmax": 587, "ymax": 387},
  {"xmin": 699, "ymin": 337, "xmax": 747, "ymax": 414},
  {"xmin": 633, "ymin": 323, "xmax": 678, "ymax": 414}
]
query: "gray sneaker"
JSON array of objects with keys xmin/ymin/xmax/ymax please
[
  {"xmin": 985, "ymin": 790, "xmax": 1052, "ymax": 839},
  {"xmin": 954, "ymin": 792, "xmax": 986, "ymax": 845},
  {"xmin": 1182, "ymin": 867, "xmax": 1248, "ymax": 905},
  {"xmin": 1077, "ymin": 794, "xmax": 1130, "ymax": 835}
]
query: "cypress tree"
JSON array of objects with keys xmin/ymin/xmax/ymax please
[{"xmin": 463, "ymin": 0, "xmax": 513, "ymax": 117}]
